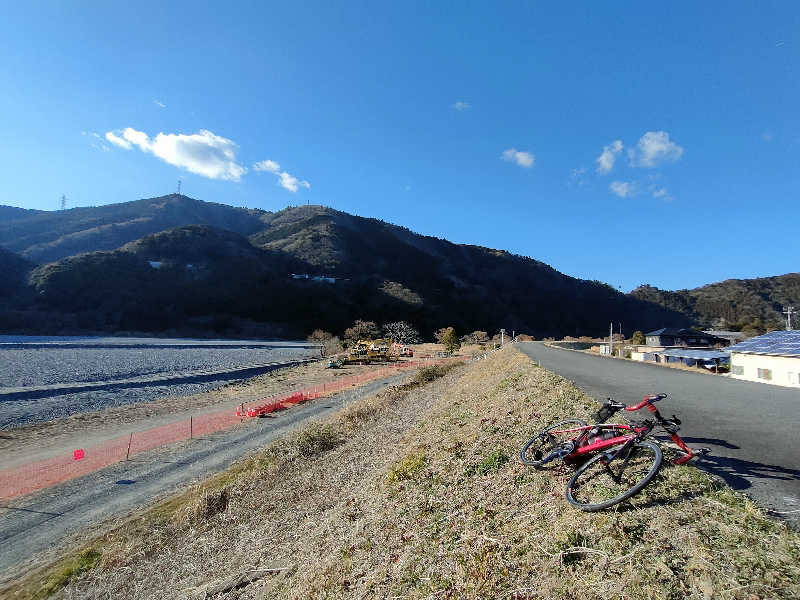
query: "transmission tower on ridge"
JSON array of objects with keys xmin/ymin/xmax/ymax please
[
  {"xmin": 177, "ymin": 179, "xmax": 182, "ymax": 195},
  {"xmin": 60, "ymin": 194, "xmax": 67, "ymax": 211},
  {"xmin": 784, "ymin": 306, "xmax": 796, "ymax": 330}
]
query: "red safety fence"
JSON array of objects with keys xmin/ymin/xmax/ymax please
[{"xmin": 0, "ymin": 357, "xmax": 462, "ymax": 502}]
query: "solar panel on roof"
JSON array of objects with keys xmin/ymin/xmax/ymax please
[{"xmin": 726, "ymin": 330, "xmax": 800, "ymax": 356}]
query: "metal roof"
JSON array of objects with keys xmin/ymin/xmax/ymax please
[
  {"xmin": 646, "ymin": 327, "xmax": 712, "ymax": 337},
  {"xmin": 725, "ymin": 330, "xmax": 800, "ymax": 356},
  {"xmin": 658, "ymin": 348, "xmax": 730, "ymax": 360}
]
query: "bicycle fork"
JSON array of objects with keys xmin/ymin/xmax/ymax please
[{"xmin": 600, "ymin": 442, "xmax": 636, "ymax": 483}]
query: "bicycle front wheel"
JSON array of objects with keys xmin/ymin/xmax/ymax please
[
  {"xmin": 566, "ymin": 440, "xmax": 662, "ymax": 511},
  {"xmin": 520, "ymin": 418, "xmax": 587, "ymax": 467}
]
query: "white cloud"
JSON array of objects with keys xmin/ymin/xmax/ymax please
[
  {"xmin": 610, "ymin": 181, "xmax": 636, "ymax": 198},
  {"xmin": 153, "ymin": 100, "xmax": 166, "ymax": 108},
  {"xmin": 652, "ymin": 187, "xmax": 668, "ymax": 198},
  {"xmin": 105, "ymin": 127, "xmax": 247, "ymax": 181},
  {"xmin": 628, "ymin": 131, "xmax": 684, "ymax": 167},
  {"xmin": 278, "ymin": 171, "xmax": 310, "ymax": 193},
  {"xmin": 595, "ymin": 139, "xmax": 623, "ymax": 174},
  {"xmin": 253, "ymin": 159, "xmax": 281, "ymax": 173},
  {"xmin": 569, "ymin": 167, "xmax": 587, "ymax": 187},
  {"xmin": 254, "ymin": 159, "xmax": 310, "ymax": 193},
  {"xmin": 451, "ymin": 101, "xmax": 471, "ymax": 111},
  {"xmin": 501, "ymin": 148, "xmax": 535, "ymax": 168},
  {"xmin": 81, "ymin": 131, "xmax": 110, "ymax": 151},
  {"xmin": 105, "ymin": 131, "xmax": 132, "ymax": 149}
]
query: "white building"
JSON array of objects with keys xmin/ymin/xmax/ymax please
[{"xmin": 726, "ymin": 331, "xmax": 800, "ymax": 388}]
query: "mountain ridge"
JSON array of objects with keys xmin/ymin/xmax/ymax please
[{"xmin": 1, "ymin": 195, "xmax": 796, "ymax": 338}]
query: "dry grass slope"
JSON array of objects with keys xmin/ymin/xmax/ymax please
[{"xmin": 5, "ymin": 350, "xmax": 799, "ymax": 599}]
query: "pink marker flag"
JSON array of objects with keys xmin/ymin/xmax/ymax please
[{"xmin": 73, "ymin": 449, "xmax": 85, "ymax": 461}]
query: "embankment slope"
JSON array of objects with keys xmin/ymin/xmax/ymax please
[{"xmin": 6, "ymin": 348, "xmax": 799, "ymax": 599}]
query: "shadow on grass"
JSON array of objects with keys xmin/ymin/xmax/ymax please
[{"xmin": 610, "ymin": 487, "xmax": 709, "ymax": 513}]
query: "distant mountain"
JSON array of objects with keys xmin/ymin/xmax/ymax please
[
  {"xmin": 0, "ymin": 247, "xmax": 33, "ymax": 297},
  {"xmin": 631, "ymin": 274, "xmax": 800, "ymax": 332},
  {"xmin": 0, "ymin": 205, "xmax": 43, "ymax": 222},
  {"xmin": 0, "ymin": 196, "xmax": 694, "ymax": 337},
  {"xmin": 0, "ymin": 194, "xmax": 266, "ymax": 264},
  {"xmin": 9, "ymin": 194, "xmax": 789, "ymax": 339}
]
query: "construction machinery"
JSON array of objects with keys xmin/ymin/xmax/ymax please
[
  {"xmin": 367, "ymin": 338, "xmax": 392, "ymax": 362},
  {"xmin": 344, "ymin": 340, "xmax": 371, "ymax": 364}
]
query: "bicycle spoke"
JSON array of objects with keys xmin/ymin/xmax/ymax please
[
  {"xmin": 566, "ymin": 441, "xmax": 663, "ymax": 511},
  {"xmin": 520, "ymin": 419, "xmax": 586, "ymax": 467}
]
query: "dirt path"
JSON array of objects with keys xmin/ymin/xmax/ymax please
[
  {"xmin": 0, "ymin": 370, "xmax": 413, "ymax": 581},
  {"xmin": 0, "ymin": 360, "xmax": 382, "ymax": 469}
]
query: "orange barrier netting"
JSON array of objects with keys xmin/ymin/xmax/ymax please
[{"xmin": 0, "ymin": 358, "xmax": 462, "ymax": 501}]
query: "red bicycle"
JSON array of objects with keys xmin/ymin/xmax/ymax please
[{"xmin": 520, "ymin": 393, "xmax": 710, "ymax": 511}]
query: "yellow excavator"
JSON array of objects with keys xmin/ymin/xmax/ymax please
[
  {"xmin": 345, "ymin": 340, "xmax": 372, "ymax": 364},
  {"xmin": 367, "ymin": 338, "xmax": 392, "ymax": 362}
]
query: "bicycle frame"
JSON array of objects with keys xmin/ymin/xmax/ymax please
[
  {"xmin": 543, "ymin": 423, "xmax": 644, "ymax": 460},
  {"xmin": 544, "ymin": 402, "xmax": 702, "ymax": 465}
]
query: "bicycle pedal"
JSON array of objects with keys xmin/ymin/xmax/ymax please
[{"xmin": 697, "ymin": 447, "xmax": 711, "ymax": 456}]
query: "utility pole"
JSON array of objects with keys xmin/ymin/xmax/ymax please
[
  {"xmin": 784, "ymin": 306, "xmax": 796, "ymax": 330},
  {"xmin": 609, "ymin": 322, "xmax": 614, "ymax": 356}
]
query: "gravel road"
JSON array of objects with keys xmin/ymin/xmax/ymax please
[
  {"xmin": 0, "ymin": 371, "xmax": 411, "ymax": 580},
  {"xmin": 517, "ymin": 342, "xmax": 800, "ymax": 527},
  {"xmin": 0, "ymin": 337, "xmax": 320, "ymax": 429}
]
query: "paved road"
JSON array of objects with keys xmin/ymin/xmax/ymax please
[
  {"xmin": 517, "ymin": 342, "xmax": 800, "ymax": 526},
  {"xmin": 0, "ymin": 372, "xmax": 409, "ymax": 581}
]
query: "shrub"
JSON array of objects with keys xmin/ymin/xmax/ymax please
[
  {"xmin": 414, "ymin": 364, "xmax": 447, "ymax": 384},
  {"xmin": 386, "ymin": 451, "xmax": 426, "ymax": 483},
  {"xmin": 41, "ymin": 549, "xmax": 102, "ymax": 596},
  {"xmin": 296, "ymin": 424, "xmax": 343, "ymax": 457},
  {"xmin": 465, "ymin": 449, "xmax": 509, "ymax": 476}
]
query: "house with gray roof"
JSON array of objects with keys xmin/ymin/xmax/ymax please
[{"xmin": 645, "ymin": 328, "xmax": 726, "ymax": 348}]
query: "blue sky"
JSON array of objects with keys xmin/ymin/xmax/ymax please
[{"xmin": 1, "ymin": 2, "xmax": 797, "ymax": 292}]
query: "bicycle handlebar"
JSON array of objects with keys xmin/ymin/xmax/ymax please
[{"xmin": 624, "ymin": 393, "xmax": 668, "ymax": 411}]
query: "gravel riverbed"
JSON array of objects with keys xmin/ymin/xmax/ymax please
[{"xmin": 0, "ymin": 337, "xmax": 319, "ymax": 429}]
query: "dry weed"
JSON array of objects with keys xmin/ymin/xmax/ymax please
[{"xmin": 7, "ymin": 349, "xmax": 800, "ymax": 600}]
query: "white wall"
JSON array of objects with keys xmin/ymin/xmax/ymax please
[{"xmin": 730, "ymin": 353, "xmax": 800, "ymax": 388}]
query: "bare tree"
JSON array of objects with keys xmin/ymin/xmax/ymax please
[
  {"xmin": 382, "ymin": 321, "xmax": 422, "ymax": 344},
  {"xmin": 343, "ymin": 319, "xmax": 380, "ymax": 344}
]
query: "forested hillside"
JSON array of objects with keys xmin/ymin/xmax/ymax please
[
  {"xmin": 1, "ymin": 195, "xmax": 795, "ymax": 339},
  {"xmin": 632, "ymin": 274, "xmax": 800, "ymax": 333}
]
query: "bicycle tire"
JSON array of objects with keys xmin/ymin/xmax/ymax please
[
  {"xmin": 565, "ymin": 440, "xmax": 662, "ymax": 511},
  {"xmin": 519, "ymin": 418, "xmax": 587, "ymax": 467}
]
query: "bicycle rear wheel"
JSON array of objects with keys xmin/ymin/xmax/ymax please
[
  {"xmin": 520, "ymin": 418, "xmax": 587, "ymax": 467},
  {"xmin": 566, "ymin": 440, "xmax": 662, "ymax": 511}
]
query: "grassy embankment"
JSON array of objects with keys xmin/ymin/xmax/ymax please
[{"xmin": 5, "ymin": 348, "xmax": 799, "ymax": 599}]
